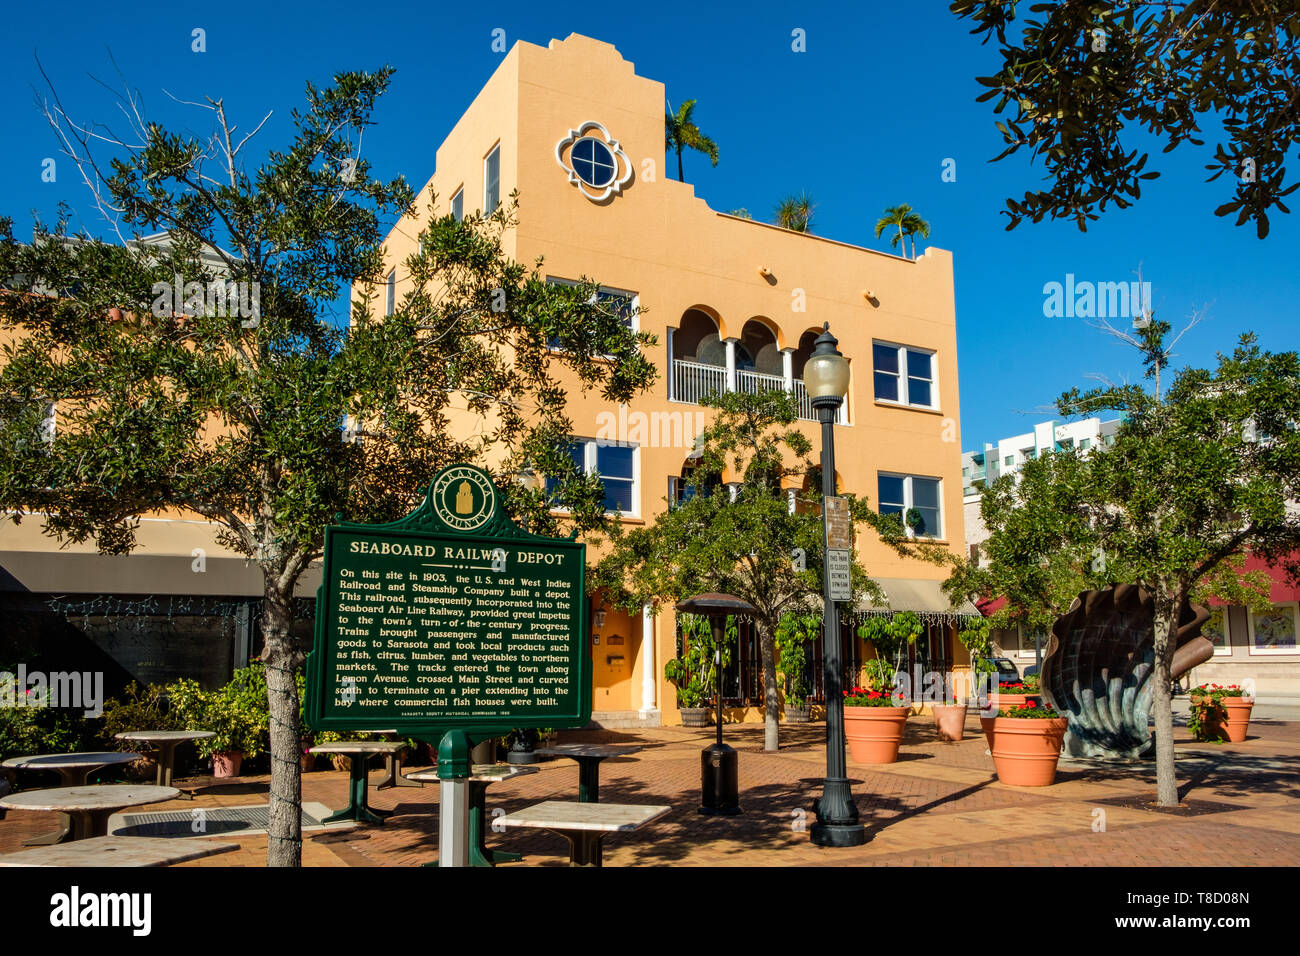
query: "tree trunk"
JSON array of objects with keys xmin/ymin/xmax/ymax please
[
  {"xmin": 262, "ymin": 577, "xmax": 303, "ymax": 867},
  {"xmin": 1151, "ymin": 586, "xmax": 1179, "ymax": 807},
  {"xmin": 676, "ymin": 148, "xmax": 684, "ymax": 182},
  {"xmin": 759, "ymin": 619, "xmax": 780, "ymax": 751}
]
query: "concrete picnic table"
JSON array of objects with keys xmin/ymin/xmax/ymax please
[
  {"xmin": 1, "ymin": 752, "xmax": 143, "ymax": 845},
  {"xmin": 0, "ymin": 836, "xmax": 238, "ymax": 867},
  {"xmin": 0, "ymin": 785, "xmax": 179, "ymax": 842},
  {"xmin": 310, "ymin": 741, "xmax": 407, "ymax": 824},
  {"xmin": 495, "ymin": 800, "xmax": 671, "ymax": 867},
  {"xmin": 369, "ymin": 730, "xmax": 422, "ymax": 790},
  {"xmin": 405, "ymin": 763, "xmax": 539, "ymax": 867},
  {"xmin": 114, "ymin": 731, "xmax": 215, "ymax": 787},
  {"xmin": 534, "ymin": 744, "xmax": 642, "ymax": 803}
]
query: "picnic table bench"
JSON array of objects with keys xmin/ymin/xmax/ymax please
[
  {"xmin": 310, "ymin": 741, "xmax": 407, "ymax": 824},
  {"xmin": 1, "ymin": 753, "xmax": 144, "ymax": 844},
  {"xmin": 115, "ymin": 731, "xmax": 215, "ymax": 787},
  {"xmin": 0, "ymin": 785, "xmax": 180, "ymax": 842},
  {"xmin": 0, "ymin": 836, "xmax": 238, "ymax": 867},
  {"xmin": 534, "ymin": 744, "xmax": 642, "ymax": 803},
  {"xmin": 495, "ymin": 800, "xmax": 670, "ymax": 867},
  {"xmin": 405, "ymin": 763, "xmax": 538, "ymax": 867}
]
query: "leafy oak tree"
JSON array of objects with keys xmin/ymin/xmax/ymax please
[
  {"xmin": 593, "ymin": 388, "xmax": 940, "ymax": 751},
  {"xmin": 953, "ymin": 1, "xmax": 1300, "ymax": 236},
  {"xmin": 0, "ymin": 69, "xmax": 654, "ymax": 865},
  {"xmin": 949, "ymin": 319, "xmax": 1300, "ymax": 806}
]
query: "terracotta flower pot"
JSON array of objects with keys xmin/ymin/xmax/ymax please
[
  {"xmin": 980, "ymin": 694, "xmax": 1028, "ymax": 747},
  {"xmin": 933, "ymin": 703, "xmax": 968, "ymax": 742},
  {"xmin": 300, "ymin": 752, "xmax": 316, "ymax": 772},
  {"xmin": 211, "ymin": 751, "xmax": 243, "ymax": 778},
  {"xmin": 1207, "ymin": 697, "xmax": 1255, "ymax": 742},
  {"xmin": 990, "ymin": 716, "xmax": 1068, "ymax": 787},
  {"xmin": 844, "ymin": 705, "xmax": 909, "ymax": 763}
]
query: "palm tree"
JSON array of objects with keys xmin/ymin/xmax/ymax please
[
  {"xmin": 875, "ymin": 204, "xmax": 932, "ymax": 258},
  {"xmin": 774, "ymin": 192, "xmax": 815, "ymax": 233},
  {"xmin": 902, "ymin": 209, "xmax": 931, "ymax": 258},
  {"xmin": 665, "ymin": 99, "xmax": 719, "ymax": 182}
]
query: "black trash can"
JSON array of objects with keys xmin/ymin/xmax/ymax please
[{"xmin": 699, "ymin": 742, "xmax": 741, "ymax": 815}]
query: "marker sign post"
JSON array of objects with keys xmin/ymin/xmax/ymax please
[{"xmin": 305, "ymin": 464, "xmax": 589, "ymax": 864}]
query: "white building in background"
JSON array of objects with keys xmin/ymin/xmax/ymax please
[
  {"xmin": 960, "ymin": 416, "xmax": 1121, "ymax": 672},
  {"xmin": 961, "ymin": 417, "xmax": 1121, "ymax": 565}
]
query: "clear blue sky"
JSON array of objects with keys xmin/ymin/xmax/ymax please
[{"xmin": 2, "ymin": 0, "xmax": 1295, "ymax": 448}]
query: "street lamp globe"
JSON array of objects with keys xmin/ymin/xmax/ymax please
[{"xmin": 804, "ymin": 323, "xmax": 850, "ymax": 403}]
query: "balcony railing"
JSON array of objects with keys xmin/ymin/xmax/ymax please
[
  {"xmin": 671, "ymin": 359, "xmax": 728, "ymax": 406},
  {"xmin": 670, "ymin": 357, "xmax": 846, "ymax": 423}
]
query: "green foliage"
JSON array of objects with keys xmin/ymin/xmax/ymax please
[
  {"xmin": 0, "ymin": 68, "xmax": 657, "ymax": 863},
  {"xmin": 874, "ymin": 203, "xmax": 931, "ymax": 258},
  {"xmin": 957, "ymin": 617, "xmax": 995, "ymax": 676},
  {"xmin": 596, "ymin": 388, "xmax": 941, "ymax": 743},
  {"xmin": 665, "ymin": 98, "xmax": 719, "ymax": 181},
  {"xmin": 168, "ymin": 664, "xmax": 270, "ymax": 758},
  {"xmin": 952, "ymin": 1, "xmax": 1299, "ymax": 236},
  {"xmin": 663, "ymin": 613, "xmax": 734, "ymax": 708},
  {"xmin": 1187, "ymin": 683, "xmax": 1249, "ymax": 742},
  {"xmin": 774, "ymin": 192, "xmax": 816, "ymax": 233},
  {"xmin": 857, "ymin": 611, "xmax": 924, "ymax": 666},
  {"xmin": 775, "ymin": 611, "xmax": 819, "ymax": 708},
  {"xmin": 0, "ymin": 670, "xmax": 97, "ymax": 761},
  {"xmin": 999, "ymin": 701, "xmax": 1059, "ymax": 719},
  {"xmin": 99, "ymin": 682, "xmax": 184, "ymax": 747}
]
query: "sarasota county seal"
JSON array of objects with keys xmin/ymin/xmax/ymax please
[{"xmin": 431, "ymin": 465, "xmax": 496, "ymax": 532}]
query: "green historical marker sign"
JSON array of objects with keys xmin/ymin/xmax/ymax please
[{"xmin": 305, "ymin": 464, "xmax": 590, "ymax": 737}]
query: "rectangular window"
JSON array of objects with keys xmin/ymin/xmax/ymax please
[
  {"xmin": 1248, "ymin": 602, "xmax": 1298, "ymax": 655},
  {"xmin": 385, "ymin": 270, "xmax": 396, "ymax": 316},
  {"xmin": 877, "ymin": 472, "xmax": 942, "ymax": 539},
  {"xmin": 546, "ymin": 438, "xmax": 638, "ymax": 516},
  {"xmin": 484, "ymin": 145, "xmax": 501, "ymax": 212},
  {"xmin": 872, "ymin": 341, "xmax": 936, "ymax": 409},
  {"xmin": 1080, "ymin": 437, "xmax": 1091, "ymax": 451},
  {"xmin": 1016, "ymin": 626, "xmax": 1047, "ymax": 660},
  {"xmin": 1203, "ymin": 606, "xmax": 1231, "ymax": 656},
  {"xmin": 1004, "ymin": 455, "xmax": 1014, "ymax": 466},
  {"xmin": 451, "ymin": 188, "xmax": 464, "ymax": 222},
  {"xmin": 544, "ymin": 277, "xmax": 637, "ymax": 349}
]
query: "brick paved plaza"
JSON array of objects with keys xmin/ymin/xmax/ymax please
[{"xmin": 3, "ymin": 709, "xmax": 1297, "ymax": 867}]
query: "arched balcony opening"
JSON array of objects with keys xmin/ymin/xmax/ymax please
[
  {"xmin": 669, "ymin": 308, "xmax": 728, "ymax": 406},
  {"xmin": 666, "ymin": 312, "xmax": 837, "ymax": 424}
]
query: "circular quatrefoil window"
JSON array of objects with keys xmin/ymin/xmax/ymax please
[{"xmin": 555, "ymin": 121, "xmax": 633, "ymax": 202}]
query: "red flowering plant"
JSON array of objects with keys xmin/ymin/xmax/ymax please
[
  {"xmin": 998, "ymin": 696, "xmax": 1059, "ymax": 718},
  {"xmin": 843, "ymin": 686, "xmax": 906, "ymax": 707},
  {"xmin": 1187, "ymin": 683, "xmax": 1251, "ymax": 741},
  {"xmin": 996, "ymin": 681, "xmax": 1027, "ymax": 695}
]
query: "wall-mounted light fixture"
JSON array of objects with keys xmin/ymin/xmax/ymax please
[{"xmin": 758, "ymin": 266, "xmax": 772, "ymax": 278}]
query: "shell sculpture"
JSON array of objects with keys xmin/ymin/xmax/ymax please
[{"xmin": 1041, "ymin": 585, "xmax": 1212, "ymax": 760}]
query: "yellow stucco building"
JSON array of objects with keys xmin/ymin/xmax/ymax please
[{"xmin": 370, "ymin": 33, "xmax": 975, "ymax": 726}]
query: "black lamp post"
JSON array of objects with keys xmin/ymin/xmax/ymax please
[
  {"xmin": 803, "ymin": 323, "xmax": 866, "ymax": 848},
  {"xmin": 676, "ymin": 592, "xmax": 756, "ymax": 815}
]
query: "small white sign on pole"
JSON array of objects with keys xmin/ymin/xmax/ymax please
[{"xmin": 826, "ymin": 549, "xmax": 852, "ymax": 602}]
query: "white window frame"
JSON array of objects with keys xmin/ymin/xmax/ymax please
[
  {"xmin": 871, "ymin": 340, "xmax": 938, "ymax": 410},
  {"xmin": 1014, "ymin": 626, "xmax": 1048, "ymax": 661},
  {"xmin": 1247, "ymin": 601, "xmax": 1299, "ymax": 656},
  {"xmin": 551, "ymin": 437, "xmax": 640, "ymax": 519},
  {"xmin": 450, "ymin": 187, "xmax": 464, "ymax": 221},
  {"xmin": 385, "ymin": 270, "xmax": 396, "ymax": 316},
  {"xmin": 484, "ymin": 144, "xmax": 501, "ymax": 212},
  {"xmin": 877, "ymin": 471, "xmax": 944, "ymax": 540},
  {"xmin": 1204, "ymin": 606, "xmax": 1233, "ymax": 657}
]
